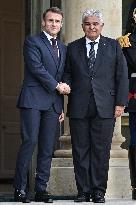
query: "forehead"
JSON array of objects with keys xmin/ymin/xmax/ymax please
[
  {"xmin": 84, "ymin": 15, "xmax": 101, "ymax": 23},
  {"xmin": 45, "ymin": 11, "xmax": 62, "ymax": 20}
]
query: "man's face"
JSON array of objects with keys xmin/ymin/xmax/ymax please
[
  {"xmin": 42, "ymin": 11, "xmax": 62, "ymax": 37},
  {"xmin": 82, "ymin": 15, "xmax": 104, "ymax": 40}
]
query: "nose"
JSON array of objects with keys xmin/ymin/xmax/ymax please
[
  {"xmin": 90, "ymin": 24, "xmax": 95, "ymax": 29},
  {"xmin": 52, "ymin": 20, "xmax": 56, "ymax": 26}
]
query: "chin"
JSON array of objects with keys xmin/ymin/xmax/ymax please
[
  {"xmin": 89, "ymin": 36, "xmax": 97, "ymax": 40},
  {"xmin": 86, "ymin": 34, "xmax": 96, "ymax": 40},
  {"xmin": 50, "ymin": 32, "xmax": 57, "ymax": 37}
]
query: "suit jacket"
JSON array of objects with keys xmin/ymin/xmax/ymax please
[
  {"xmin": 63, "ymin": 36, "xmax": 128, "ymax": 118},
  {"xmin": 123, "ymin": 33, "xmax": 136, "ymax": 78},
  {"xmin": 17, "ymin": 32, "xmax": 67, "ymax": 114},
  {"xmin": 123, "ymin": 33, "xmax": 136, "ymax": 112}
]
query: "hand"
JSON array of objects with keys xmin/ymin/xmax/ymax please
[
  {"xmin": 57, "ymin": 82, "xmax": 71, "ymax": 94},
  {"xmin": 59, "ymin": 112, "xmax": 64, "ymax": 122},
  {"xmin": 117, "ymin": 33, "xmax": 131, "ymax": 48},
  {"xmin": 114, "ymin": 106, "xmax": 125, "ymax": 118}
]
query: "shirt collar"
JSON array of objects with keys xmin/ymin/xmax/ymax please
[
  {"xmin": 42, "ymin": 31, "xmax": 57, "ymax": 42},
  {"xmin": 85, "ymin": 35, "xmax": 100, "ymax": 45}
]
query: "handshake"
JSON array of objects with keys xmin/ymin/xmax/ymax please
[{"xmin": 56, "ymin": 82, "xmax": 71, "ymax": 95}]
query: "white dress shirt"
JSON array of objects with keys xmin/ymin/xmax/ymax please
[
  {"xmin": 42, "ymin": 31, "xmax": 59, "ymax": 57},
  {"xmin": 86, "ymin": 35, "xmax": 100, "ymax": 58}
]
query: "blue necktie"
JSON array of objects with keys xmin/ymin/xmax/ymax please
[{"xmin": 51, "ymin": 38, "xmax": 59, "ymax": 60}]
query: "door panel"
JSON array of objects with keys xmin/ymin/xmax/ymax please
[{"xmin": 0, "ymin": 0, "xmax": 25, "ymax": 178}]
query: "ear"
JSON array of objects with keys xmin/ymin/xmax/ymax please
[
  {"xmin": 60, "ymin": 22, "xmax": 63, "ymax": 28},
  {"xmin": 42, "ymin": 20, "xmax": 45, "ymax": 27},
  {"xmin": 82, "ymin": 24, "xmax": 85, "ymax": 32}
]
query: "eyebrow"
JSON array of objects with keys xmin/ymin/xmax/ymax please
[{"xmin": 84, "ymin": 21, "xmax": 100, "ymax": 23}]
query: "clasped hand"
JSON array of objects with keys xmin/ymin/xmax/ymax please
[
  {"xmin": 114, "ymin": 106, "xmax": 125, "ymax": 118},
  {"xmin": 57, "ymin": 82, "xmax": 71, "ymax": 94}
]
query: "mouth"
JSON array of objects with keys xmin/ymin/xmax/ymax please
[
  {"xmin": 89, "ymin": 32, "xmax": 96, "ymax": 35},
  {"xmin": 90, "ymin": 29, "xmax": 96, "ymax": 32}
]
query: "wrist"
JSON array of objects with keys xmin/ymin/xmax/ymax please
[{"xmin": 56, "ymin": 83, "xmax": 60, "ymax": 90}]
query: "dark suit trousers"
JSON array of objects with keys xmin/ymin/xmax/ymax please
[
  {"xmin": 129, "ymin": 112, "xmax": 136, "ymax": 145},
  {"xmin": 14, "ymin": 107, "xmax": 59, "ymax": 192},
  {"xmin": 69, "ymin": 95, "xmax": 115, "ymax": 194}
]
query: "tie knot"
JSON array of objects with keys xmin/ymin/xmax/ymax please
[
  {"xmin": 89, "ymin": 41, "xmax": 97, "ymax": 48},
  {"xmin": 51, "ymin": 38, "xmax": 57, "ymax": 46}
]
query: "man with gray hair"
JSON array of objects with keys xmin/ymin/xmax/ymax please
[{"xmin": 63, "ymin": 9, "xmax": 128, "ymax": 203}]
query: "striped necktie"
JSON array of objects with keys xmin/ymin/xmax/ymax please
[
  {"xmin": 51, "ymin": 38, "xmax": 59, "ymax": 59},
  {"xmin": 88, "ymin": 42, "xmax": 97, "ymax": 75}
]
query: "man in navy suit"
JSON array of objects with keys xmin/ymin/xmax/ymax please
[
  {"xmin": 63, "ymin": 9, "xmax": 128, "ymax": 203},
  {"xmin": 14, "ymin": 7, "xmax": 70, "ymax": 203}
]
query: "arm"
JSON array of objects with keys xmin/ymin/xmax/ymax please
[
  {"xmin": 23, "ymin": 36, "xmax": 58, "ymax": 92},
  {"xmin": 114, "ymin": 41, "xmax": 129, "ymax": 116},
  {"xmin": 62, "ymin": 44, "xmax": 72, "ymax": 88}
]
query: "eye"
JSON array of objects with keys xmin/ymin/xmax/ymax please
[
  {"xmin": 84, "ymin": 22, "xmax": 91, "ymax": 26},
  {"xmin": 55, "ymin": 20, "xmax": 61, "ymax": 23},
  {"xmin": 48, "ymin": 19, "xmax": 53, "ymax": 23},
  {"xmin": 93, "ymin": 22, "xmax": 99, "ymax": 26}
]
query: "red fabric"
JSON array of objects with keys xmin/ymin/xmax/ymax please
[{"xmin": 128, "ymin": 93, "xmax": 136, "ymax": 100}]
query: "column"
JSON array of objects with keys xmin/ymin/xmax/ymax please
[
  {"xmin": 110, "ymin": 117, "xmax": 128, "ymax": 158},
  {"xmin": 54, "ymin": 96, "xmax": 72, "ymax": 157}
]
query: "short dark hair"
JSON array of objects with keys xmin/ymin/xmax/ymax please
[{"xmin": 43, "ymin": 7, "xmax": 63, "ymax": 19}]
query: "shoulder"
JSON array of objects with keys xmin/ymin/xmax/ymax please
[
  {"xmin": 58, "ymin": 39, "xmax": 67, "ymax": 49},
  {"xmin": 101, "ymin": 35, "xmax": 121, "ymax": 51},
  {"xmin": 67, "ymin": 37, "xmax": 85, "ymax": 48},
  {"xmin": 24, "ymin": 34, "xmax": 41, "ymax": 45},
  {"xmin": 101, "ymin": 35, "xmax": 118, "ymax": 44}
]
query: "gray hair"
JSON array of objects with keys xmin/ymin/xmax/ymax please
[{"xmin": 82, "ymin": 9, "xmax": 104, "ymax": 24}]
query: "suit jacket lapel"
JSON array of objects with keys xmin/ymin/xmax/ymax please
[
  {"xmin": 57, "ymin": 40, "xmax": 64, "ymax": 71},
  {"xmin": 79, "ymin": 37, "xmax": 90, "ymax": 74},
  {"xmin": 40, "ymin": 32, "xmax": 59, "ymax": 68},
  {"xmin": 93, "ymin": 35, "xmax": 107, "ymax": 75}
]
